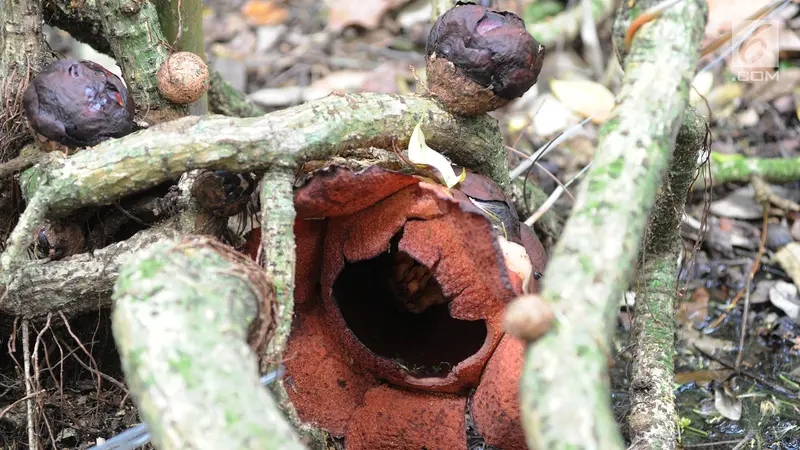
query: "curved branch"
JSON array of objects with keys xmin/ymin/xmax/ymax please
[
  {"xmin": 20, "ymin": 93, "xmax": 506, "ymax": 218},
  {"xmin": 1, "ymin": 223, "xmax": 181, "ymax": 317},
  {"xmin": 519, "ymin": 0, "xmax": 708, "ymax": 448},
  {"xmin": 627, "ymin": 109, "xmax": 706, "ymax": 449},
  {"xmin": 112, "ymin": 237, "xmax": 305, "ymax": 449}
]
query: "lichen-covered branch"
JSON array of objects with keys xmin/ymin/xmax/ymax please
[
  {"xmin": 20, "ymin": 93, "xmax": 505, "ymax": 217},
  {"xmin": 698, "ymin": 154, "xmax": 800, "ymax": 188},
  {"xmin": 208, "ymin": 70, "xmax": 265, "ymax": 117},
  {"xmin": 154, "ymin": 0, "xmax": 208, "ymax": 115},
  {"xmin": 97, "ymin": 0, "xmax": 183, "ymax": 119},
  {"xmin": 42, "ymin": 0, "xmax": 262, "ymax": 119},
  {"xmin": 112, "ymin": 237, "xmax": 306, "ymax": 450},
  {"xmin": 519, "ymin": 1, "xmax": 707, "ymax": 448},
  {"xmin": 0, "ymin": 223, "xmax": 181, "ymax": 317},
  {"xmin": 259, "ymin": 168, "xmax": 296, "ymax": 369},
  {"xmin": 2, "ymin": 93, "xmax": 504, "ymax": 286},
  {"xmin": 627, "ymin": 109, "xmax": 706, "ymax": 450}
]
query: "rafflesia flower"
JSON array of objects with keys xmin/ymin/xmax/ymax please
[
  {"xmin": 277, "ymin": 165, "xmax": 547, "ymax": 449},
  {"xmin": 23, "ymin": 59, "xmax": 135, "ymax": 150},
  {"xmin": 426, "ymin": 1, "xmax": 545, "ymax": 116}
]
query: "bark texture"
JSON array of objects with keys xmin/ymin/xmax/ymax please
[
  {"xmin": 97, "ymin": 0, "xmax": 184, "ymax": 119},
  {"xmin": 112, "ymin": 237, "xmax": 306, "ymax": 450},
  {"xmin": 259, "ymin": 168, "xmax": 297, "ymax": 370},
  {"xmin": 627, "ymin": 110, "xmax": 706, "ymax": 450},
  {"xmin": 519, "ymin": 1, "xmax": 707, "ymax": 448},
  {"xmin": 1, "ymin": 223, "xmax": 181, "ymax": 317}
]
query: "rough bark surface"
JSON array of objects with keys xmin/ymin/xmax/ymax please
[
  {"xmin": 519, "ymin": 1, "xmax": 707, "ymax": 449},
  {"xmin": 112, "ymin": 238, "xmax": 306, "ymax": 450},
  {"xmin": 259, "ymin": 168, "xmax": 297, "ymax": 370},
  {"xmin": 20, "ymin": 92, "xmax": 505, "ymax": 216},
  {"xmin": 97, "ymin": 0, "xmax": 184, "ymax": 119},
  {"xmin": 1, "ymin": 223, "xmax": 181, "ymax": 317},
  {"xmin": 627, "ymin": 110, "xmax": 706, "ymax": 450}
]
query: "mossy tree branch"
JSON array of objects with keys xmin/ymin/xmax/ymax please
[
  {"xmin": 97, "ymin": 0, "xmax": 184, "ymax": 120},
  {"xmin": 112, "ymin": 237, "xmax": 306, "ymax": 450},
  {"xmin": 154, "ymin": 0, "xmax": 209, "ymax": 115},
  {"xmin": 519, "ymin": 1, "xmax": 707, "ymax": 448},
  {"xmin": 259, "ymin": 168, "xmax": 296, "ymax": 370},
  {"xmin": 1, "ymin": 93, "xmax": 506, "ymax": 281},
  {"xmin": 698, "ymin": 154, "xmax": 800, "ymax": 188},
  {"xmin": 627, "ymin": 110, "xmax": 706, "ymax": 450}
]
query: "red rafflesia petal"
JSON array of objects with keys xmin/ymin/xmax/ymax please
[
  {"xmin": 471, "ymin": 334, "xmax": 527, "ymax": 450},
  {"xmin": 283, "ymin": 302, "xmax": 378, "ymax": 436},
  {"xmin": 346, "ymin": 385, "xmax": 466, "ymax": 450},
  {"xmin": 295, "ymin": 165, "xmax": 419, "ymax": 219}
]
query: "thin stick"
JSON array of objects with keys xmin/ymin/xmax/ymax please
[
  {"xmin": 506, "ymin": 145, "xmax": 575, "ymax": 201},
  {"xmin": 0, "ymin": 389, "xmax": 46, "ymax": 422},
  {"xmin": 706, "ymin": 208, "xmax": 768, "ymax": 330},
  {"xmin": 525, "ymin": 161, "xmax": 593, "ymax": 226},
  {"xmin": 22, "ymin": 319, "xmax": 37, "ymax": 450},
  {"xmin": 735, "ymin": 274, "xmax": 751, "ymax": 369}
]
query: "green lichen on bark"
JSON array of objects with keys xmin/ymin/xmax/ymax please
[
  {"xmin": 19, "ymin": 93, "xmax": 506, "ymax": 218},
  {"xmin": 208, "ymin": 70, "xmax": 265, "ymax": 117},
  {"xmin": 259, "ymin": 168, "xmax": 297, "ymax": 370},
  {"xmin": 701, "ymin": 154, "xmax": 800, "ymax": 188},
  {"xmin": 112, "ymin": 238, "xmax": 306, "ymax": 450},
  {"xmin": 627, "ymin": 109, "xmax": 706, "ymax": 450},
  {"xmin": 97, "ymin": 0, "xmax": 184, "ymax": 117},
  {"xmin": 519, "ymin": 1, "xmax": 707, "ymax": 448},
  {"xmin": 154, "ymin": 0, "xmax": 208, "ymax": 115}
]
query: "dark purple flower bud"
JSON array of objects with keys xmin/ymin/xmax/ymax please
[
  {"xmin": 425, "ymin": 2, "xmax": 545, "ymax": 115},
  {"xmin": 23, "ymin": 59, "xmax": 135, "ymax": 149},
  {"xmin": 191, "ymin": 170, "xmax": 256, "ymax": 217}
]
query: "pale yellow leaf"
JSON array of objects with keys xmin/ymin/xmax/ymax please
[
  {"xmin": 549, "ymin": 79, "xmax": 615, "ymax": 124},
  {"xmin": 407, "ymin": 121, "xmax": 465, "ymax": 188}
]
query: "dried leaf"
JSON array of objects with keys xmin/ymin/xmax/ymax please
[
  {"xmin": 709, "ymin": 185, "xmax": 764, "ymax": 220},
  {"xmin": 769, "ymin": 280, "xmax": 800, "ymax": 322},
  {"xmin": 241, "ymin": 0, "xmax": 289, "ymax": 26},
  {"xmin": 549, "ymin": 79, "xmax": 615, "ymax": 124},
  {"xmin": 776, "ymin": 243, "xmax": 800, "ymax": 290},
  {"xmin": 407, "ymin": 120, "xmax": 465, "ymax": 188},
  {"xmin": 713, "ymin": 383, "xmax": 742, "ymax": 421}
]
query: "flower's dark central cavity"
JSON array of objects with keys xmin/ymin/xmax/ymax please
[{"xmin": 332, "ymin": 236, "xmax": 487, "ymax": 378}]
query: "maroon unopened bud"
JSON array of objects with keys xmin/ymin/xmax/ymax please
[
  {"xmin": 192, "ymin": 170, "xmax": 255, "ymax": 217},
  {"xmin": 23, "ymin": 59, "xmax": 136, "ymax": 149},
  {"xmin": 34, "ymin": 221, "xmax": 85, "ymax": 261},
  {"xmin": 426, "ymin": 1, "xmax": 545, "ymax": 116}
]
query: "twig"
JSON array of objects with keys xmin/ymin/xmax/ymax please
[
  {"xmin": 259, "ymin": 168, "xmax": 296, "ymax": 370},
  {"xmin": 706, "ymin": 207, "xmax": 769, "ymax": 330},
  {"xmin": 693, "ymin": 345, "xmax": 796, "ymax": 398},
  {"xmin": 22, "ymin": 319, "xmax": 37, "ymax": 450},
  {"xmin": 0, "ymin": 389, "xmax": 46, "ymax": 422},
  {"xmin": 505, "ymin": 145, "xmax": 575, "ymax": 201},
  {"xmin": 524, "ymin": 160, "xmax": 593, "ymax": 226},
  {"xmin": 735, "ymin": 275, "xmax": 751, "ymax": 369}
]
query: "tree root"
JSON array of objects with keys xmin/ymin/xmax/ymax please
[
  {"xmin": 1, "ymin": 222, "xmax": 182, "ymax": 317},
  {"xmin": 518, "ymin": 0, "xmax": 708, "ymax": 448},
  {"xmin": 112, "ymin": 236, "xmax": 305, "ymax": 449},
  {"xmin": 627, "ymin": 109, "xmax": 707, "ymax": 450}
]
